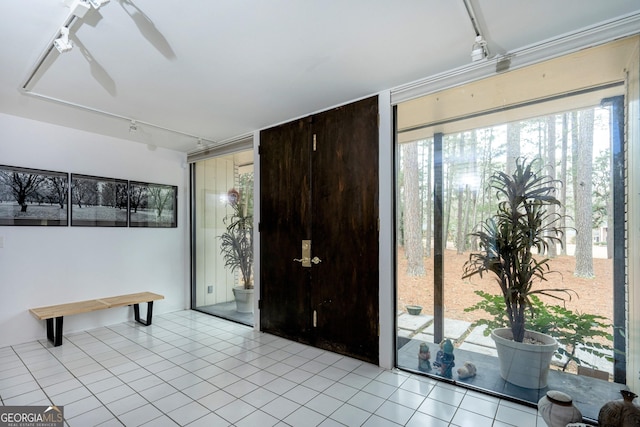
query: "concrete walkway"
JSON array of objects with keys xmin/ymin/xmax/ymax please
[
  {"xmin": 397, "ymin": 311, "xmax": 613, "ymax": 371},
  {"xmin": 398, "ymin": 312, "xmax": 498, "ymax": 357}
]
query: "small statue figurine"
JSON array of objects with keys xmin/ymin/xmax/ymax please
[
  {"xmin": 457, "ymin": 361, "xmax": 477, "ymax": 380},
  {"xmin": 598, "ymin": 389, "xmax": 640, "ymax": 427},
  {"xmin": 418, "ymin": 342, "xmax": 431, "ymax": 372},
  {"xmin": 433, "ymin": 339, "xmax": 455, "ymax": 378}
]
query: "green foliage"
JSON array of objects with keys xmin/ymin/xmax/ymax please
[
  {"xmin": 462, "ymin": 157, "xmax": 574, "ymax": 342},
  {"xmin": 465, "ymin": 290, "xmax": 613, "ymax": 371},
  {"xmin": 220, "ymin": 186, "xmax": 253, "ymax": 289}
]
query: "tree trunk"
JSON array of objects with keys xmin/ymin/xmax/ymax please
[
  {"xmin": 402, "ymin": 141, "xmax": 425, "ymax": 276},
  {"xmin": 506, "ymin": 122, "xmax": 521, "ymax": 175},
  {"xmin": 546, "ymin": 115, "xmax": 557, "ymax": 258},
  {"xmin": 425, "ymin": 140, "xmax": 433, "ymax": 257},
  {"xmin": 560, "ymin": 113, "xmax": 569, "ymax": 255},
  {"xmin": 444, "ymin": 152, "xmax": 454, "ymax": 249},
  {"xmin": 476, "ymin": 128, "xmax": 493, "ymax": 252},
  {"xmin": 468, "ymin": 131, "xmax": 479, "ymax": 249},
  {"xmin": 456, "ymin": 186, "xmax": 464, "ymax": 254},
  {"xmin": 571, "ymin": 111, "xmax": 579, "ymax": 222},
  {"xmin": 607, "ymin": 180, "xmax": 613, "ymax": 259},
  {"xmin": 574, "ymin": 109, "xmax": 595, "ymax": 278},
  {"xmin": 607, "ymin": 135, "xmax": 614, "ymax": 259},
  {"xmin": 456, "ymin": 134, "xmax": 465, "ymax": 254}
]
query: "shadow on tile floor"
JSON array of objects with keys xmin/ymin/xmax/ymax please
[{"xmin": 195, "ymin": 302, "xmax": 254, "ymax": 327}]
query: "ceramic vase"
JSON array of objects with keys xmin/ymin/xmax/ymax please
[
  {"xmin": 406, "ymin": 305, "xmax": 422, "ymax": 315},
  {"xmin": 537, "ymin": 390, "xmax": 582, "ymax": 427},
  {"xmin": 598, "ymin": 390, "xmax": 640, "ymax": 427}
]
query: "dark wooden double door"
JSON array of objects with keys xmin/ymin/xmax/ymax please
[{"xmin": 259, "ymin": 96, "xmax": 379, "ymax": 364}]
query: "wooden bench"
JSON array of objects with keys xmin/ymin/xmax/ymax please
[{"xmin": 30, "ymin": 292, "xmax": 164, "ymax": 347}]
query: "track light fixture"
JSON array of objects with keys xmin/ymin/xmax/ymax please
[
  {"xmin": 87, "ymin": 0, "xmax": 110, "ymax": 9},
  {"xmin": 463, "ymin": 0, "xmax": 489, "ymax": 62},
  {"xmin": 53, "ymin": 27, "xmax": 73, "ymax": 53},
  {"xmin": 64, "ymin": 0, "xmax": 90, "ymax": 18},
  {"xmin": 51, "ymin": 0, "xmax": 112, "ymax": 56},
  {"xmin": 471, "ymin": 35, "xmax": 488, "ymax": 62}
]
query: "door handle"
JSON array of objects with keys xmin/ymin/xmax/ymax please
[
  {"xmin": 293, "ymin": 240, "xmax": 322, "ymax": 267},
  {"xmin": 294, "ymin": 256, "xmax": 321, "ymax": 265},
  {"xmin": 293, "ymin": 240, "xmax": 312, "ymax": 267}
]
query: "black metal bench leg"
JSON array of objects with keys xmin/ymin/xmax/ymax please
[
  {"xmin": 134, "ymin": 301, "xmax": 154, "ymax": 326},
  {"xmin": 46, "ymin": 317, "xmax": 64, "ymax": 347}
]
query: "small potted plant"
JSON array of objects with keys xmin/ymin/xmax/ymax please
[
  {"xmin": 220, "ymin": 187, "xmax": 254, "ymax": 313},
  {"xmin": 462, "ymin": 157, "xmax": 573, "ymax": 388}
]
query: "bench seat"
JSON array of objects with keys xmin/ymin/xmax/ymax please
[{"xmin": 30, "ymin": 292, "xmax": 164, "ymax": 346}]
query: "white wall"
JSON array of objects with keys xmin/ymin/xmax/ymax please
[
  {"xmin": 0, "ymin": 113, "xmax": 189, "ymax": 347},
  {"xmin": 193, "ymin": 157, "xmax": 236, "ymax": 307}
]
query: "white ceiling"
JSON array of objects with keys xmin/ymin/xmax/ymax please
[{"xmin": 1, "ymin": 1, "xmax": 639, "ymax": 153}]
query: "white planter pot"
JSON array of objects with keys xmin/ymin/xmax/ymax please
[
  {"xmin": 232, "ymin": 286, "xmax": 254, "ymax": 313},
  {"xmin": 491, "ymin": 327, "xmax": 558, "ymax": 389}
]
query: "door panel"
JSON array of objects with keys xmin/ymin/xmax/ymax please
[
  {"xmin": 311, "ymin": 97, "xmax": 379, "ymax": 363},
  {"xmin": 260, "ymin": 97, "xmax": 379, "ymax": 364},
  {"xmin": 260, "ymin": 119, "xmax": 312, "ymax": 342}
]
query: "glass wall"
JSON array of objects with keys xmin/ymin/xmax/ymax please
[
  {"xmin": 192, "ymin": 149, "xmax": 254, "ymax": 326},
  {"xmin": 394, "ymin": 39, "xmax": 634, "ymax": 419}
]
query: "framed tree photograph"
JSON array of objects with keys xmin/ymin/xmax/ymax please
[
  {"xmin": 0, "ymin": 165, "xmax": 69, "ymax": 226},
  {"xmin": 71, "ymin": 174, "xmax": 128, "ymax": 227},
  {"xmin": 129, "ymin": 181, "xmax": 177, "ymax": 228}
]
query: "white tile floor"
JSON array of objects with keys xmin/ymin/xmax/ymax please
[{"xmin": 0, "ymin": 310, "xmax": 548, "ymax": 426}]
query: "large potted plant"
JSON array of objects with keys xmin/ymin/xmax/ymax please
[
  {"xmin": 220, "ymin": 187, "xmax": 254, "ymax": 313},
  {"xmin": 462, "ymin": 158, "xmax": 573, "ymax": 389}
]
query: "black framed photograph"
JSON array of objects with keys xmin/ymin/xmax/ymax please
[
  {"xmin": 129, "ymin": 181, "xmax": 177, "ymax": 228},
  {"xmin": 71, "ymin": 174, "xmax": 128, "ymax": 227},
  {"xmin": 0, "ymin": 165, "xmax": 69, "ymax": 226}
]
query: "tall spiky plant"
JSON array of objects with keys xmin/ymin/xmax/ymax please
[
  {"xmin": 462, "ymin": 158, "xmax": 573, "ymax": 342},
  {"xmin": 220, "ymin": 188, "xmax": 253, "ymax": 289}
]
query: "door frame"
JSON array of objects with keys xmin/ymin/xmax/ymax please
[{"xmin": 251, "ymin": 93, "xmax": 395, "ymax": 369}]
